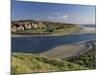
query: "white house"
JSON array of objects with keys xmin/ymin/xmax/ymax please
[
  {"xmin": 17, "ymin": 25, "xmax": 24, "ymax": 31},
  {"xmin": 11, "ymin": 26, "xmax": 17, "ymax": 32}
]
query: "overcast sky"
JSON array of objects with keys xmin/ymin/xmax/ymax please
[{"xmin": 11, "ymin": 0, "xmax": 95, "ymax": 24}]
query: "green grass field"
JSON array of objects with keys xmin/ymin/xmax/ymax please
[{"xmin": 11, "ymin": 53, "xmax": 89, "ymax": 75}]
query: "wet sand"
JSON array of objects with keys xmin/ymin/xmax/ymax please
[{"xmin": 39, "ymin": 41, "xmax": 92, "ymax": 59}]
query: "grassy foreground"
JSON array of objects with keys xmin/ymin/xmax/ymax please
[{"xmin": 11, "ymin": 53, "xmax": 89, "ymax": 75}]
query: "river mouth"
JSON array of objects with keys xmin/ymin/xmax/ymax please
[{"xmin": 12, "ymin": 33, "xmax": 96, "ymax": 53}]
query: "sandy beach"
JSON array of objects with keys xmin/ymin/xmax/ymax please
[
  {"xmin": 78, "ymin": 27, "xmax": 95, "ymax": 34},
  {"xmin": 39, "ymin": 41, "xmax": 93, "ymax": 58}
]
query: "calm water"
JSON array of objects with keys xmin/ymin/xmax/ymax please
[
  {"xmin": 80, "ymin": 24, "xmax": 96, "ymax": 28},
  {"xmin": 12, "ymin": 33, "xmax": 96, "ymax": 53}
]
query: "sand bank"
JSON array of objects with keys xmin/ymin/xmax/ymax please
[{"xmin": 39, "ymin": 41, "xmax": 93, "ymax": 59}]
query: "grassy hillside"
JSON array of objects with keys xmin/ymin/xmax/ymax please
[
  {"xmin": 12, "ymin": 22, "xmax": 80, "ymax": 35},
  {"xmin": 64, "ymin": 41, "xmax": 96, "ymax": 69},
  {"xmin": 11, "ymin": 53, "xmax": 89, "ymax": 75},
  {"xmin": 65, "ymin": 49, "xmax": 96, "ymax": 69},
  {"xmin": 14, "ymin": 25, "xmax": 79, "ymax": 34}
]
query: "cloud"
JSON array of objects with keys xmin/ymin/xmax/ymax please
[
  {"xmin": 48, "ymin": 13, "xmax": 68, "ymax": 22},
  {"xmin": 48, "ymin": 16, "xmax": 54, "ymax": 20},
  {"xmin": 61, "ymin": 15, "xmax": 68, "ymax": 20}
]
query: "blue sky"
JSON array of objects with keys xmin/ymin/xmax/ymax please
[{"xmin": 11, "ymin": 0, "xmax": 95, "ymax": 24}]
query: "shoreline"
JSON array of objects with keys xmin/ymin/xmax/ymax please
[
  {"xmin": 39, "ymin": 40, "xmax": 95, "ymax": 58},
  {"xmin": 12, "ymin": 40, "xmax": 95, "ymax": 59},
  {"xmin": 11, "ymin": 27, "xmax": 95, "ymax": 37}
]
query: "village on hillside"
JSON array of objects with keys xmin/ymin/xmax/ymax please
[
  {"xmin": 11, "ymin": 20, "xmax": 46, "ymax": 32},
  {"xmin": 11, "ymin": 20, "xmax": 79, "ymax": 34}
]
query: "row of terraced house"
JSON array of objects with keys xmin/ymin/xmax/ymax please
[{"xmin": 11, "ymin": 21, "xmax": 46, "ymax": 32}]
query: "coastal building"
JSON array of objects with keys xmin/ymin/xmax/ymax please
[
  {"xmin": 11, "ymin": 20, "xmax": 49, "ymax": 32},
  {"xmin": 38, "ymin": 22, "xmax": 46, "ymax": 28},
  {"xmin": 17, "ymin": 25, "xmax": 25, "ymax": 31},
  {"xmin": 26, "ymin": 24, "xmax": 32, "ymax": 29},
  {"xmin": 33, "ymin": 23, "xmax": 38, "ymax": 29},
  {"xmin": 11, "ymin": 26, "xmax": 17, "ymax": 32}
]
